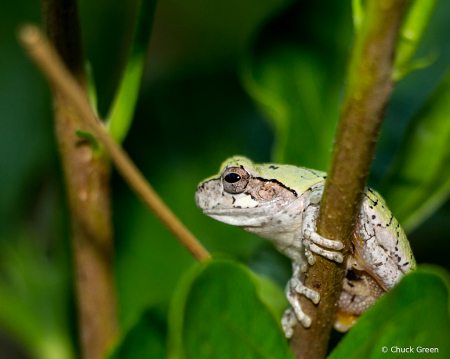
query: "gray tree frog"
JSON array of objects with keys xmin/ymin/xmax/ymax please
[{"xmin": 195, "ymin": 156, "xmax": 416, "ymax": 338}]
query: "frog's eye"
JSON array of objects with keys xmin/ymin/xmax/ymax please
[{"xmin": 222, "ymin": 167, "xmax": 250, "ymax": 194}]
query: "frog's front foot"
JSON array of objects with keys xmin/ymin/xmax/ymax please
[
  {"xmin": 281, "ymin": 307, "xmax": 297, "ymax": 338},
  {"xmin": 302, "ymin": 201, "xmax": 344, "ymax": 265},
  {"xmin": 303, "ymin": 229, "xmax": 344, "ymax": 264},
  {"xmin": 282, "ymin": 263, "xmax": 320, "ymax": 338}
]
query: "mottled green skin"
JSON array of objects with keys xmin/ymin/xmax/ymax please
[{"xmin": 362, "ymin": 188, "xmax": 416, "ymax": 270}]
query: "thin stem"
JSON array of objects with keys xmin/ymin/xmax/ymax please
[
  {"xmin": 289, "ymin": 0, "xmax": 410, "ymax": 358},
  {"xmin": 19, "ymin": 25, "xmax": 211, "ymax": 263}
]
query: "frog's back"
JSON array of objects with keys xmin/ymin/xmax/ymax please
[
  {"xmin": 257, "ymin": 162, "xmax": 327, "ymax": 197},
  {"xmin": 363, "ymin": 188, "xmax": 416, "ymax": 271}
]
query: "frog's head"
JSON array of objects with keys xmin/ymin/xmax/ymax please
[{"xmin": 195, "ymin": 156, "xmax": 299, "ymax": 227}]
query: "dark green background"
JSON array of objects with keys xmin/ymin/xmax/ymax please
[{"xmin": 1, "ymin": 0, "xmax": 450, "ymax": 357}]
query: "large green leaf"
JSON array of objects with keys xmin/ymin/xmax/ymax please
[
  {"xmin": 241, "ymin": 1, "xmax": 352, "ymax": 170},
  {"xmin": 328, "ymin": 266, "xmax": 450, "ymax": 359},
  {"xmin": 167, "ymin": 259, "xmax": 294, "ymax": 359},
  {"xmin": 105, "ymin": 309, "xmax": 166, "ymax": 359},
  {"xmin": 380, "ymin": 69, "xmax": 450, "ymax": 233},
  {"xmin": 249, "ymin": 271, "xmax": 289, "ymax": 321}
]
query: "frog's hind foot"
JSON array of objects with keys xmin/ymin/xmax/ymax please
[{"xmin": 282, "ymin": 263, "xmax": 320, "ymax": 337}]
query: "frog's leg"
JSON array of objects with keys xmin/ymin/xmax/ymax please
[
  {"xmin": 281, "ymin": 307, "xmax": 297, "ymax": 338},
  {"xmin": 302, "ymin": 196, "xmax": 344, "ymax": 264},
  {"xmin": 334, "ymin": 267, "xmax": 385, "ymax": 332},
  {"xmin": 282, "ymin": 262, "xmax": 320, "ymax": 337},
  {"xmin": 352, "ymin": 209, "xmax": 404, "ymax": 290},
  {"xmin": 282, "ymin": 189, "xmax": 346, "ymax": 335},
  {"xmin": 285, "ymin": 283, "xmax": 312, "ymax": 332},
  {"xmin": 290, "ymin": 262, "xmax": 320, "ymax": 304}
]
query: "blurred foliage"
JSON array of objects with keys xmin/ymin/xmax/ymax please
[
  {"xmin": 328, "ymin": 266, "xmax": 450, "ymax": 359},
  {"xmin": 393, "ymin": 0, "xmax": 440, "ymax": 81},
  {"xmin": 106, "ymin": 309, "xmax": 166, "ymax": 359},
  {"xmin": 2, "ymin": 0, "xmax": 450, "ymax": 357},
  {"xmin": 106, "ymin": 0, "xmax": 158, "ymax": 143},
  {"xmin": 381, "ymin": 70, "xmax": 450, "ymax": 233},
  {"xmin": 242, "ymin": 1, "xmax": 352, "ymax": 169},
  {"xmin": 0, "ymin": 233, "xmax": 74, "ymax": 359}
]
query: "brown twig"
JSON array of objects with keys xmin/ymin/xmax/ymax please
[
  {"xmin": 19, "ymin": 25, "xmax": 211, "ymax": 263},
  {"xmin": 39, "ymin": 1, "xmax": 118, "ymax": 357},
  {"xmin": 289, "ymin": 1, "xmax": 410, "ymax": 358}
]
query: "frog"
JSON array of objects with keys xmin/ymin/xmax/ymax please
[{"xmin": 195, "ymin": 156, "xmax": 416, "ymax": 338}]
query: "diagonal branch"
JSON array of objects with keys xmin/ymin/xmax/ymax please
[
  {"xmin": 289, "ymin": 1, "xmax": 410, "ymax": 358},
  {"xmin": 19, "ymin": 25, "xmax": 211, "ymax": 263}
]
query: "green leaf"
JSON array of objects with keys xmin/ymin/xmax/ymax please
[
  {"xmin": 241, "ymin": 2, "xmax": 352, "ymax": 169},
  {"xmin": 0, "ymin": 234, "xmax": 74, "ymax": 359},
  {"xmin": 380, "ymin": 69, "xmax": 450, "ymax": 233},
  {"xmin": 250, "ymin": 272, "xmax": 288, "ymax": 321},
  {"xmin": 393, "ymin": 0, "xmax": 439, "ymax": 81},
  {"xmin": 167, "ymin": 259, "xmax": 295, "ymax": 359},
  {"xmin": 327, "ymin": 266, "xmax": 450, "ymax": 359},
  {"xmin": 106, "ymin": 0, "xmax": 158, "ymax": 143},
  {"xmin": 86, "ymin": 61, "xmax": 99, "ymax": 116},
  {"xmin": 75, "ymin": 128, "xmax": 101, "ymax": 154},
  {"xmin": 105, "ymin": 309, "xmax": 166, "ymax": 359},
  {"xmin": 242, "ymin": 48, "xmax": 338, "ymax": 169},
  {"xmin": 351, "ymin": 0, "xmax": 364, "ymax": 31}
]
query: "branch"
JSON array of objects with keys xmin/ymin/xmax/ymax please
[
  {"xmin": 18, "ymin": 25, "xmax": 211, "ymax": 263},
  {"xmin": 39, "ymin": 1, "xmax": 118, "ymax": 357},
  {"xmin": 41, "ymin": 0, "xmax": 87, "ymax": 87},
  {"xmin": 290, "ymin": 1, "xmax": 410, "ymax": 358}
]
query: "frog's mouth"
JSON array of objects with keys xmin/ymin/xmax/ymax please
[
  {"xmin": 204, "ymin": 209, "xmax": 276, "ymax": 227},
  {"xmin": 199, "ymin": 195, "xmax": 290, "ymax": 226}
]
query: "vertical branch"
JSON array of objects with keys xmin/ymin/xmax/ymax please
[
  {"xmin": 289, "ymin": 0, "xmax": 410, "ymax": 358},
  {"xmin": 41, "ymin": 0, "xmax": 87, "ymax": 87},
  {"xmin": 40, "ymin": 1, "xmax": 118, "ymax": 358}
]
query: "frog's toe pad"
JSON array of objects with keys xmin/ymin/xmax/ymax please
[
  {"xmin": 291, "ymin": 277, "xmax": 320, "ymax": 304},
  {"xmin": 286, "ymin": 285, "xmax": 312, "ymax": 331},
  {"xmin": 304, "ymin": 247, "xmax": 316, "ymax": 265},
  {"xmin": 304, "ymin": 239, "xmax": 344, "ymax": 263},
  {"xmin": 282, "ymin": 308, "xmax": 297, "ymax": 338},
  {"xmin": 304, "ymin": 229, "xmax": 344, "ymax": 250}
]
